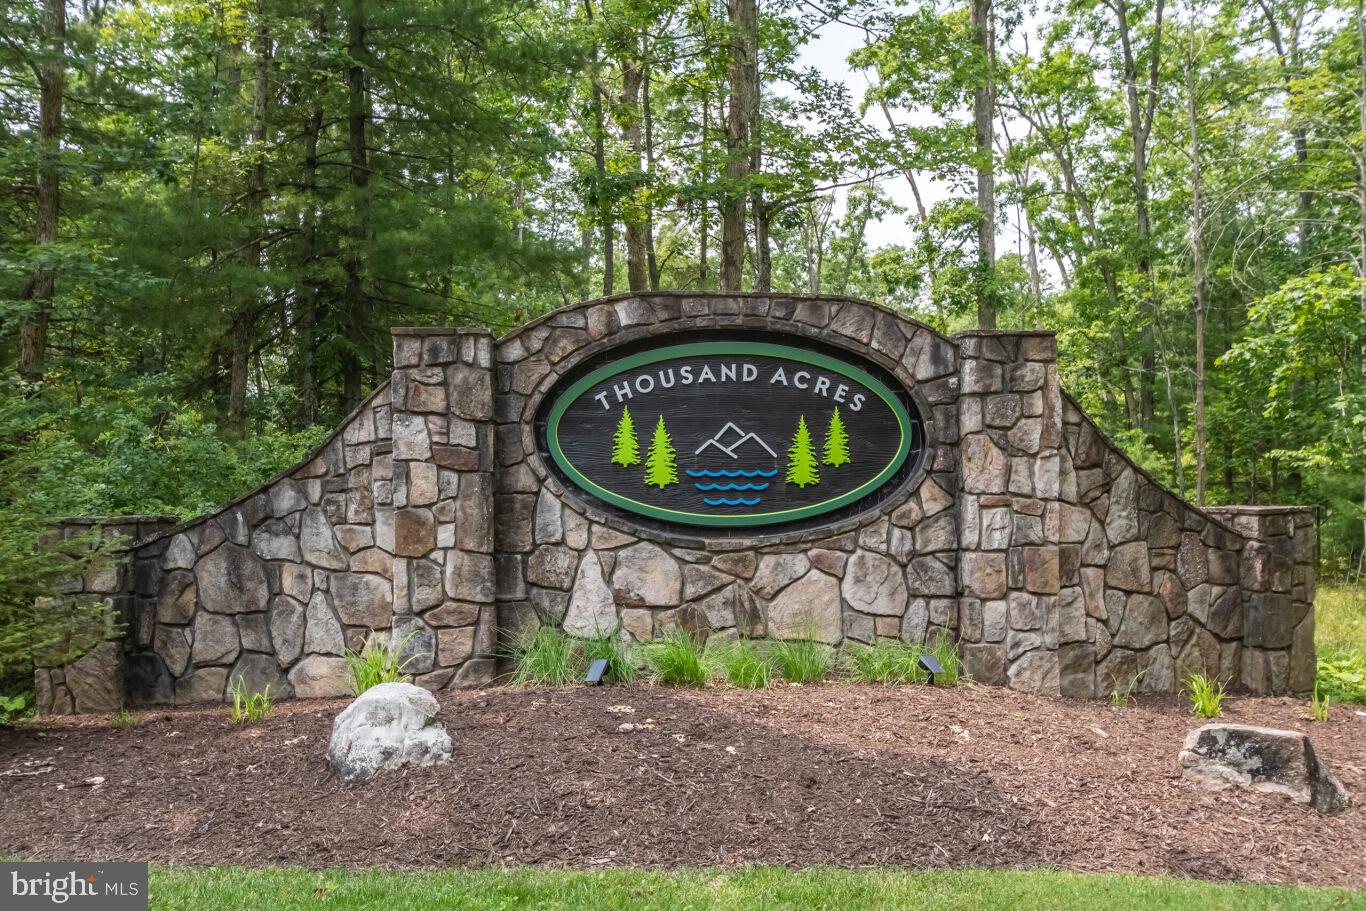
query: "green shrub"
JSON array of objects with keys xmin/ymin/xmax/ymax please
[
  {"xmin": 0, "ymin": 693, "xmax": 32, "ymax": 726},
  {"xmin": 925, "ymin": 632, "xmax": 962, "ymax": 685},
  {"xmin": 642, "ymin": 630, "xmax": 712, "ymax": 686},
  {"xmin": 581, "ymin": 634, "xmax": 636, "ymax": 684},
  {"xmin": 770, "ymin": 638, "xmax": 831, "ymax": 683},
  {"xmin": 511, "ymin": 626, "xmax": 582, "ymax": 686},
  {"xmin": 228, "ymin": 676, "xmax": 273, "ymax": 724},
  {"xmin": 844, "ymin": 640, "xmax": 927, "ymax": 684},
  {"xmin": 712, "ymin": 639, "xmax": 773, "ymax": 688},
  {"xmin": 1183, "ymin": 672, "xmax": 1226, "ymax": 718},
  {"xmin": 344, "ymin": 632, "xmax": 415, "ymax": 695},
  {"xmin": 1316, "ymin": 650, "xmax": 1366, "ymax": 705},
  {"xmin": 109, "ymin": 707, "xmax": 141, "ymax": 729}
]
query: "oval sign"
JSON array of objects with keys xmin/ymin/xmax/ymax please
[{"xmin": 540, "ymin": 339, "xmax": 925, "ymax": 529}]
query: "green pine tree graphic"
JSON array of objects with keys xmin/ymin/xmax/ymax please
[
  {"xmin": 786, "ymin": 415, "xmax": 821, "ymax": 488},
  {"xmin": 643, "ymin": 415, "xmax": 680, "ymax": 488},
  {"xmin": 611, "ymin": 405, "xmax": 640, "ymax": 467},
  {"xmin": 823, "ymin": 406, "xmax": 850, "ymax": 467}
]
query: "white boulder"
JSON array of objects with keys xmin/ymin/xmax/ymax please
[{"xmin": 327, "ymin": 682, "xmax": 452, "ymax": 783}]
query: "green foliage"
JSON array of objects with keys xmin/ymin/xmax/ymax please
[
  {"xmin": 823, "ymin": 407, "xmax": 850, "ymax": 467},
  {"xmin": 711, "ymin": 639, "xmax": 773, "ymax": 689},
  {"xmin": 785, "ymin": 416, "xmax": 820, "ymax": 488},
  {"xmin": 228, "ymin": 677, "xmax": 273, "ymax": 725},
  {"xmin": 344, "ymin": 633, "xmax": 415, "ymax": 696},
  {"xmin": 641, "ymin": 630, "xmax": 712, "ymax": 686},
  {"xmin": 844, "ymin": 640, "xmax": 928, "ymax": 684},
  {"xmin": 1314, "ymin": 585, "xmax": 1366, "ymax": 705},
  {"xmin": 0, "ymin": 693, "xmax": 32, "ymax": 726},
  {"xmin": 1310, "ymin": 684, "xmax": 1331, "ymax": 722},
  {"xmin": 642, "ymin": 416, "xmax": 679, "ymax": 489},
  {"xmin": 109, "ymin": 707, "xmax": 142, "ymax": 729},
  {"xmin": 770, "ymin": 638, "xmax": 831, "ymax": 683},
  {"xmin": 1315, "ymin": 652, "xmax": 1366, "ymax": 706},
  {"xmin": 925, "ymin": 633, "xmax": 962, "ymax": 686},
  {"xmin": 581, "ymin": 634, "xmax": 636, "ymax": 685},
  {"xmin": 511, "ymin": 627, "xmax": 582, "ymax": 687},
  {"xmin": 610, "ymin": 406, "xmax": 640, "ymax": 468},
  {"xmin": 1183, "ymin": 673, "xmax": 1227, "ymax": 719}
]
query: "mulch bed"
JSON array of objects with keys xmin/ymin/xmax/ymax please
[{"xmin": 1, "ymin": 683, "xmax": 1363, "ymax": 887}]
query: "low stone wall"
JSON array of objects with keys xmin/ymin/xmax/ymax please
[{"xmin": 35, "ymin": 294, "xmax": 1318, "ymax": 712}]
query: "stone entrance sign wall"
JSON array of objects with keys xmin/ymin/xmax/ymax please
[{"xmin": 35, "ymin": 294, "xmax": 1317, "ymax": 712}]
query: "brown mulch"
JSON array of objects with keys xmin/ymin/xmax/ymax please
[{"xmin": 0, "ymin": 683, "xmax": 1363, "ymax": 887}]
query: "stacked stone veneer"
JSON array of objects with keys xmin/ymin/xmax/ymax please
[{"xmin": 38, "ymin": 294, "xmax": 1317, "ymax": 711}]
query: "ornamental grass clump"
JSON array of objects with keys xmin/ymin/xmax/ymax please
[
  {"xmin": 925, "ymin": 632, "xmax": 962, "ymax": 685},
  {"xmin": 581, "ymin": 633, "xmax": 637, "ymax": 684},
  {"xmin": 844, "ymin": 640, "xmax": 927, "ymax": 684},
  {"xmin": 227, "ymin": 676, "xmax": 272, "ymax": 724},
  {"xmin": 770, "ymin": 638, "xmax": 831, "ymax": 683},
  {"xmin": 511, "ymin": 626, "xmax": 581, "ymax": 686},
  {"xmin": 642, "ymin": 629, "xmax": 712, "ymax": 686},
  {"xmin": 344, "ymin": 631, "xmax": 415, "ymax": 695},
  {"xmin": 1183, "ymin": 672, "xmax": 1226, "ymax": 718},
  {"xmin": 712, "ymin": 639, "xmax": 773, "ymax": 689}
]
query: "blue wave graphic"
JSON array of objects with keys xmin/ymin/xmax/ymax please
[
  {"xmin": 694, "ymin": 482, "xmax": 769, "ymax": 491},
  {"xmin": 703, "ymin": 497, "xmax": 762, "ymax": 507},
  {"xmin": 686, "ymin": 469, "xmax": 778, "ymax": 478}
]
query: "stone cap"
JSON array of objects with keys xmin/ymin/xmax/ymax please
[
  {"xmin": 953, "ymin": 329, "xmax": 1057, "ymax": 338},
  {"xmin": 1203, "ymin": 505, "xmax": 1315, "ymax": 515},
  {"xmin": 391, "ymin": 326, "xmax": 493, "ymax": 337}
]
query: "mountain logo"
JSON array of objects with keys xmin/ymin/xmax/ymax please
[{"xmin": 694, "ymin": 422, "xmax": 778, "ymax": 460}]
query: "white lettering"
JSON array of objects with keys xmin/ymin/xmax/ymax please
[
  {"xmin": 594, "ymin": 391, "xmax": 610, "ymax": 410},
  {"xmin": 834, "ymin": 383, "xmax": 848, "ymax": 403},
  {"xmin": 658, "ymin": 368, "xmax": 675, "ymax": 388},
  {"xmin": 793, "ymin": 370, "xmax": 811, "ymax": 389},
  {"xmin": 813, "ymin": 376, "xmax": 831, "ymax": 396},
  {"xmin": 635, "ymin": 374, "xmax": 655, "ymax": 394},
  {"xmin": 851, "ymin": 393, "xmax": 866, "ymax": 411},
  {"xmin": 698, "ymin": 365, "xmax": 716, "ymax": 383},
  {"xmin": 613, "ymin": 381, "xmax": 633, "ymax": 402},
  {"xmin": 721, "ymin": 363, "xmax": 736, "ymax": 382},
  {"xmin": 742, "ymin": 364, "xmax": 758, "ymax": 381},
  {"xmin": 770, "ymin": 367, "xmax": 789, "ymax": 385},
  {"xmin": 680, "ymin": 365, "xmax": 694, "ymax": 384}
]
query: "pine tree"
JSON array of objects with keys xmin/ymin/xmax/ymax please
[
  {"xmin": 611, "ymin": 405, "xmax": 640, "ymax": 466},
  {"xmin": 823, "ymin": 407, "xmax": 850, "ymax": 467},
  {"xmin": 786, "ymin": 415, "xmax": 820, "ymax": 487},
  {"xmin": 642, "ymin": 415, "xmax": 679, "ymax": 488}
]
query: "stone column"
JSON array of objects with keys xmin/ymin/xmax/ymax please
[
  {"xmin": 955, "ymin": 331, "xmax": 1065, "ymax": 694},
  {"xmin": 389, "ymin": 328, "xmax": 497, "ymax": 689},
  {"xmin": 1205, "ymin": 506, "xmax": 1317, "ymax": 695}
]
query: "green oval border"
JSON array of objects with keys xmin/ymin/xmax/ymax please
[{"xmin": 543, "ymin": 341, "xmax": 920, "ymax": 528}]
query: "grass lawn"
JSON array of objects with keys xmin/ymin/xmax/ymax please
[
  {"xmin": 1316, "ymin": 584, "xmax": 1366, "ymax": 703},
  {"xmin": 148, "ymin": 866, "xmax": 1366, "ymax": 910}
]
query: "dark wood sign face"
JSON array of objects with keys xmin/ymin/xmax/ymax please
[{"xmin": 539, "ymin": 338, "xmax": 925, "ymax": 529}]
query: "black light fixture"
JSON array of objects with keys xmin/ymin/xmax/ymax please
[
  {"xmin": 585, "ymin": 658, "xmax": 609, "ymax": 685},
  {"xmin": 919, "ymin": 654, "xmax": 945, "ymax": 686}
]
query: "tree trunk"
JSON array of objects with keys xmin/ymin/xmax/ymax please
[
  {"xmin": 720, "ymin": 0, "xmax": 757, "ymax": 291},
  {"xmin": 17, "ymin": 0, "xmax": 66, "ymax": 384},
  {"xmin": 1114, "ymin": 0, "xmax": 1166, "ymax": 433},
  {"xmin": 643, "ymin": 61, "xmax": 660, "ymax": 291},
  {"xmin": 342, "ymin": 0, "xmax": 369, "ymax": 411},
  {"xmin": 584, "ymin": 0, "xmax": 613, "ymax": 296},
  {"xmin": 1187, "ymin": 37, "xmax": 1208, "ymax": 505},
  {"xmin": 699, "ymin": 98, "xmax": 710, "ymax": 286},
  {"xmin": 748, "ymin": 35, "xmax": 770, "ymax": 292},
  {"xmin": 1357, "ymin": 0, "xmax": 1366, "ymax": 568},
  {"xmin": 616, "ymin": 51, "xmax": 649, "ymax": 293},
  {"xmin": 298, "ymin": 92, "xmax": 323, "ymax": 427},
  {"xmin": 971, "ymin": 0, "xmax": 996, "ymax": 329}
]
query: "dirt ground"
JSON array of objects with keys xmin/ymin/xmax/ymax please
[{"xmin": 1, "ymin": 683, "xmax": 1363, "ymax": 887}]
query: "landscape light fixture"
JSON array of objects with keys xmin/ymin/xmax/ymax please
[
  {"xmin": 919, "ymin": 654, "xmax": 945, "ymax": 686},
  {"xmin": 585, "ymin": 658, "xmax": 609, "ymax": 685}
]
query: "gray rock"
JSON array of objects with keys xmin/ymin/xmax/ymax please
[
  {"xmin": 304, "ymin": 591, "xmax": 346, "ymax": 656},
  {"xmin": 196, "ymin": 543, "xmax": 269, "ymax": 614},
  {"xmin": 288, "ymin": 655, "xmax": 352, "ymax": 698},
  {"xmin": 565, "ymin": 554, "xmax": 618, "ymax": 637},
  {"xmin": 157, "ymin": 571, "xmax": 197, "ymax": 624},
  {"xmin": 1007, "ymin": 649, "xmax": 1059, "ymax": 695},
  {"xmin": 961, "ymin": 642, "xmax": 1006, "ymax": 686},
  {"xmin": 906, "ymin": 556, "xmax": 956, "ymax": 596},
  {"xmin": 176, "ymin": 666, "xmax": 229, "ymax": 704},
  {"xmin": 1180, "ymin": 724, "xmax": 1350, "ymax": 815},
  {"xmin": 766, "ymin": 569, "xmax": 841, "ymax": 643},
  {"xmin": 841, "ymin": 550, "xmax": 908, "ymax": 616},
  {"xmin": 961, "ymin": 552, "xmax": 1006, "ymax": 599},
  {"xmin": 527, "ymin": 545, "xmax": 578, "ymax": 591},
  {"xmin": 1105, "ymin": 542, "xmax": 1151, "ymax": 592},
  {"xmin": 270, "ymin": 480, "xmax": 307, "ymax": 517},
  {"xmin": 228, "ymin": 652, "xmax": 290, "ymax": 698},
  {"xmin": 684, "ymin": 564, "xmax": 731, "ymax": 600},
  {"xmin": 154, "ymin": 625, "xmax": 193, "ymax": 677},
  {"xmin": 1113, "ymin": 594, "xmax": 1166, "ymax": 650},
  {"xmin": 1104, "ymin": 468, "xmax": 1139, "ymax": 543},
  {"xmin": 410, "ymin": 559, "xmax": 445, "ymax": 611},
  {"xmin": 392, "ymin": 615, "xmax": 436, "ymax": 674},
  {"xmin": 533, "ymin": 490, "xmax": 563, "ymax": 544},
  {"xmin": 752, "ymin": 553, "xmax": 810, "ymax": 598},
  {"xmin": 961, "ymin": 434, "xmax": 1008, "ymax": 494},
  {"xmin": 269, "ymin": 596, "xmax": 307, "ymax": 665},
  {"xmin": 611, "ymin": 543, "xmax": 681, "ymax": 607},
  {"xmin": 445, "ymin": 551, "xmax": 494, "ymax": 603},
  {"xmin": 332, "ymin": 573, "xmax": 393, "ymax": 628},
  {"xmin": 64, "ymin": 641, "xmax": 124, "ymax": 713},
  {"xmin": 281, "ymin": 564, "xmax": 313, "ymax": 602},
  {"xmin": 301, "ymin": 507, "xmax": 348, "ymax": 569},
  {"xmin": 252, "ymin": 519, "xmax": 302, "ymax": 561},
  {"xmin": 163, "ymin": 533, "xmax": 197, "ymax": 570},
  {"xmin": 191, "ymin": 611, "xmax": 240, "ymax": 666}
]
